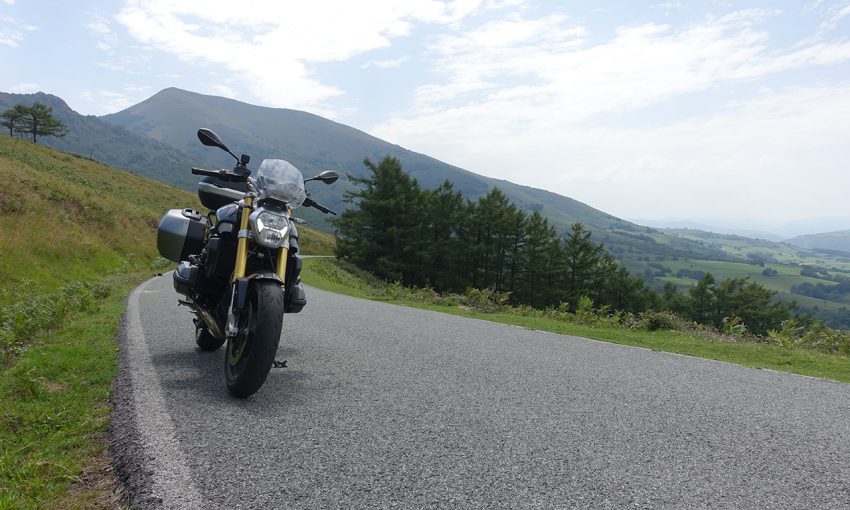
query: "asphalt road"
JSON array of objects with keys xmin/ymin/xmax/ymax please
[{"xmin": 111, "ymin": 274, "xmax": 850, "ymax": 509}]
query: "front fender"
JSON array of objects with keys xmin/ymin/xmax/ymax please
[{"xmin": 233, "ymin": 273, "xmax": 283, "ymax": 312}]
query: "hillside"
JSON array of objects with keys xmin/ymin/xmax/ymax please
[
  {"xmin": 0, "ymin": 133, "xmax": 332, "ymax": 298},
  {"xmin": 786, "ymin": 230, "xmax": 850, "ymax": 255},
  {"xmin": 0, "ymin": 134, "xmax": 191, "ymax": 296},
  {"xmin": 0, "ymin": 91, "xmax": 198, "ymax": 191}
]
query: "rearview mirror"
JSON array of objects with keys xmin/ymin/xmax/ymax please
[
  {"xmin": 307, "ymin": 170, "xmax": 339, "ymax": 185},
  {"xmin": 197, "ymin": 128, "xmax": 229, "ymax": 152}
]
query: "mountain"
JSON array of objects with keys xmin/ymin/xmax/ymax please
[
  {"xmin": 102, "ymin": 88, "xmax": 738, "ymax": 262},
  {"xmin": 0, "ymin": 91, "xmax": 198, "ymax": 191},
  {"xmin": 786, "ymin": 230, "xmax": 850, "ymax": 255},
  {"xmin": 630, "ymin": 218, "xmax": 785, "ymax": 242},
  {"xmin": 104, "ymin": 88, "xmax": 623, "ymax": 229}
]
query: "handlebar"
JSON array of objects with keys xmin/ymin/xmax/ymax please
[
  {"xmin": 303, "ymin": 196, "xmax": 337, "ymax": 215},
  {"xmin": 191, "ymin": 167, "xmax": 248, "ymax": 182},
  {"xmin": 193, "ymin": 167, "xmax": 336, "ymax": 214}
]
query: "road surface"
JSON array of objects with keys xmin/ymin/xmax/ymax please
[{"xmin": 111, "ymin": 274, "xmax": 850, "ymax": 509}]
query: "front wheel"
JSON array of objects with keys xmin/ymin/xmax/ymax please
[{"xmin": 224, "ymin": 281, "xmax": 284, "ymax": 398}]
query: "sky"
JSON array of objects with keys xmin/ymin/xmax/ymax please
[{"xmin": 2, "ymin": 1, "xmax": 850, "ymax": 233}]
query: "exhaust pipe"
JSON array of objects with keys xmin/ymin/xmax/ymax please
[{"xmin": 180, "ymin": 299, "xmax": 225, "ymax": 339}]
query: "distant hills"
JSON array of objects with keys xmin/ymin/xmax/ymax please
[{"xmin": 786, "ymin": 230, "xmax": 850, "ymax": 255}]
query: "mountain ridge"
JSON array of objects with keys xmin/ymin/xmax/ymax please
[
  {"xmin": 103, "ymin": 87, "xmax": 626, "ymax": 232},
  {"xmin": 785, "ymin": 229, "xmax": 850, "ymax": 255}
]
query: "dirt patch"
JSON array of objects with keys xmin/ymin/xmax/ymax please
[
  {"xmin": 61, "ymin": 197, "xmax": 84, "ymax": 217},
  {"xmin": 53, "ymin": 443, "xmax": 127, "ymax": 510},
  {"xmin": 39, "ymin": 379, "xmax": 67, "ymax": 393},
  {"xmin": 0, "ymin": 190, "xmax": 19, "ymax": 214}
]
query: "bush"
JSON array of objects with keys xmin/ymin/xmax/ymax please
[
  {"xmin": 462, "ymin": 287, "xmax": 511, "ymax": 312},
  {"xmin": 637, "ymin": 310, "xmax": 684, "ymax": 331},
  {"xmin": 767, "ymin": 319, "xmax": 850, "ymax": 355}
]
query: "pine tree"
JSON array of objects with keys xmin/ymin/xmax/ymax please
[
  {"xmin": 513, "ymin": 212, "xmax": 560, "ymax": 307},
  {"xmin": 558, "ymin": 222, "xmax": 607, "ymax": 309},
  {"xmin": 19, "ymin": 102, "xmax": 68, "ymax": 143},
  {"xmin": 333, "ymin": 156, "xmax": 426, "ymax": 286},
  {"xmin": 422, "ymin": 180, "xmax": 464, "ymax": 292},
  {"xmin": 1, "ymin": 104, "xmax": 29, "ymax": 137},
  {"xmin": 688, "ymin": 273, "xmax": 718, "ymax": 325}
]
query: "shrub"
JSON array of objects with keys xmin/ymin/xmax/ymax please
[
  {"xmin": 463, "ymin": 287, "xmax": 511, "ymax": 312},
  {"xmin": 637, "ymin": 310, "xmax": 683, "ymax": 331}
]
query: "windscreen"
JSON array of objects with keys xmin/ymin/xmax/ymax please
[{"xmin": 254, "ymin": 159, "xmax": 306, "ymax": 208}]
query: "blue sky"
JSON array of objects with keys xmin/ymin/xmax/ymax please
[{"xmin": 2, "ymin": 1, "xmax": 850, "ymax": 232}]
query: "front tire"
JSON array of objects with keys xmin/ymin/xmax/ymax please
[{"xmin": 224, "ymin": 281, "xmax": 284, "ymax": 398}]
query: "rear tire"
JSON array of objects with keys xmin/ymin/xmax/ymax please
[
  {"xmin": 224, "ymin": 281, "xmax": 284, "ymax": 398},
  {"xmin": 195, "ymin": 325, "xmax": 225, "ymax": 351}
]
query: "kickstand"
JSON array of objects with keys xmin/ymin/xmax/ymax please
[{"xmin": 272, "ymin": 359, "xmax": 287, "ymax": 368}]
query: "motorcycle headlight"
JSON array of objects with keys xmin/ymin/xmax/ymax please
[{"xmin": 249, "ymin": 208, "xmax": 290, "ymax": 248}]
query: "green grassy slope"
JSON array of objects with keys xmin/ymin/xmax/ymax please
[
  {"xmin": 0, "ymin": 91, "xmax": 199, "ymax": 191},
  {"xmin": 0, "ymin": 135, "xmax": 193, "ymax": 298},
  {"xmin": 0, "ymin": 135, "xmax": 332, "ymax": 508},
  {"xmin": 0, "ymin": 133, "xmax": 333, "ymax": 299}
]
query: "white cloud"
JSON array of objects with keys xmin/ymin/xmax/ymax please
[
  {"xmin": 818, "ymin": 2, "xmax": 850, "ymax": 32},
  {"xmin": 79, "ymin": 89, "xmax": 141, "ymax": 114},
  {"xmin": 371, "ymin": 10, "xmax": 850, "ymax": 223},
  {"xmin": 0, "ymin": 15, "xmax": 35, "ymax": 47},
  {"xmin": 7, "ymin": 82, "xmax": 39, "ymax": 93},
  {"xmin": 85, "ymin": 11, "xmax": 118, "ymax": 52},
  {"xmin": 96, "ymin": 53, "xmax": 151, "ymax": 74},
  {"xmin": 115, "ymin": 0, "xmax": 486, "ymax": 115},
  {"xmin": 361, "ymin": 57, "xmax": 409, "ymax": 69}
]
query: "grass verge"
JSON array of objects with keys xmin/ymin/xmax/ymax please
[
  {"xmin": 0, "ymin": 274, "xmax": 148, "ymax": 510},
  {"xmin": 301, "ymin": 258, "xmax": 850, "ymax": 384}
]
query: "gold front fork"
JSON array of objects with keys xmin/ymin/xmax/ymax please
[
  {"xmin": 232, "ymin": 196, "xmax": 254, "ymax": 281},
  {"xmin": 276, "ymin": 247, "xmax": 288, "ymax": 282},
  {"xmin": 275, "ymin": 206, "xmax": 291, "ymax": 282}
]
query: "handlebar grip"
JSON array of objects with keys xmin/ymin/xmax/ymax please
[
  {"xmin": 191, "ymin": 168, "xmax": 248, "ymax": 182},
  {"xmin": 303, "ymin": 197, "xmax": 337, "ymax": 215}
]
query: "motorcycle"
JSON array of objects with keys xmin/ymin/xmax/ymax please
[{"xmin": 156, "ymin": 128, "xmax": 337, "ymax": 398}]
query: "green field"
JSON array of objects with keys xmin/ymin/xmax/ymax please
[
  {"xmin": 630, "ymin": 253, "xmax": 850, "ymax": 321},
  {"xmin": 658, "ymin": 259, "xmax": 833, "ymax": 292}
]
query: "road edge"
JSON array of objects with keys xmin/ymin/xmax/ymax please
[{"xmin": 109, "ymin": 276, "xmax": 204, "ymax": 509}]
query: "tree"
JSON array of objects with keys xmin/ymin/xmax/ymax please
[
  {"xmin": 422, "ymin": 180, "xmax": 465, "ymax": 292},
  {"xmin": 512, "ymin": 211, "xmax": 560, "ymax": 307},
  {"xmin": 558, "ymin": 222, "xmax": 607, "ymax": 309},
  {"xmin": 1, "ymin": 104, "xmax": 29, "ymax": 137},
  {"xmin": 688, "ymin": 273, "xmax": 718, "ymax": 325},
  {"xmin": 333, "ymin": 156, "xmax": 426, "ymax": 286},
  {"xmin": 19, "ymin": 102, "xmax": 68, "ymax": 143},
  {"xmin": 465, "ymin": 188, "xmax": 518, "ymax": 291},
  {"xmin": 685, "ymin": 273, "xmax": 794, "ymax": 335}
]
